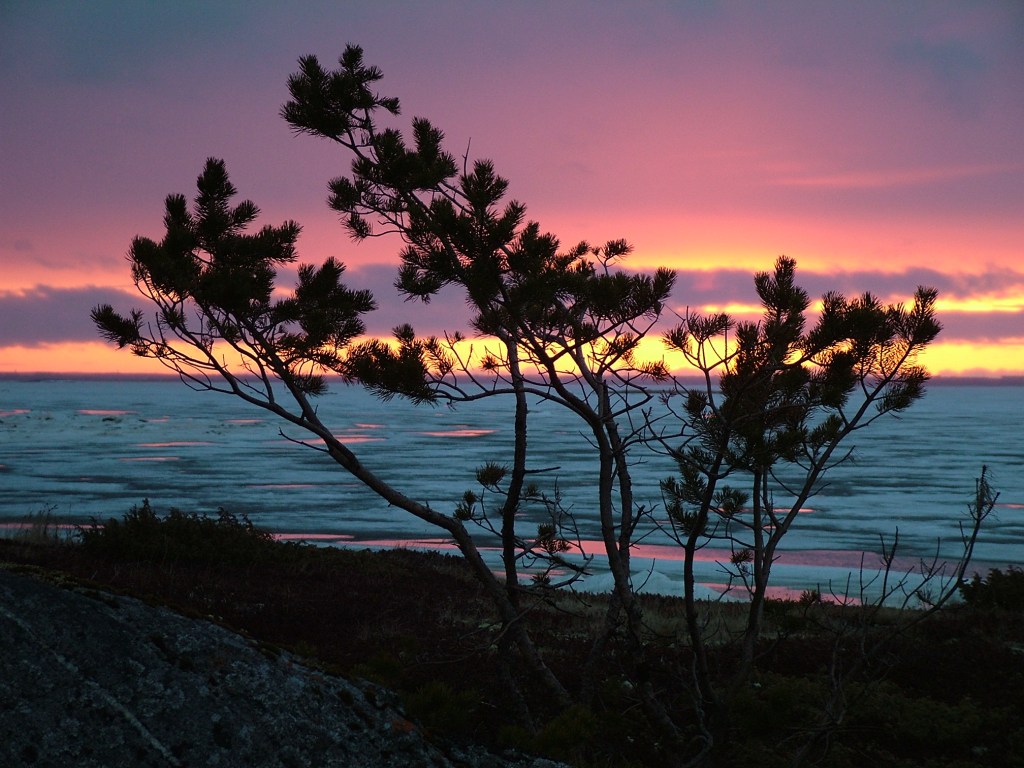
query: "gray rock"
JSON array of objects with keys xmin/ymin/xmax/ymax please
[{"xmin": 0, "ymin": 567, "xmax": 565, "ymax": 768}]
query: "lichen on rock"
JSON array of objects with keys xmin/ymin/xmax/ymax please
[{"xmin": 0, "ymin": 567, "xmax": 563, "ymax": 768}]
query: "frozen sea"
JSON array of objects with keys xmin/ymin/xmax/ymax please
[{"xmin": 1, "ymin": 376, "xmax": 1021, "ymax": 600}]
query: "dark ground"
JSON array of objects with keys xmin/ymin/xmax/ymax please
[{"xmin": 2, "ymin": 526, "xmax": 1023, "ymax": 767}]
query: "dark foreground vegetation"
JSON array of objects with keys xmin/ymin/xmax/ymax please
[{"xmin": 2, "ymin": 506, "xmax": 1023, "ymax": 767}]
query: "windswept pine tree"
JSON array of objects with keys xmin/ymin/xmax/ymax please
[{"xmin": 94, "ymin": 45, "xmax": 992, "ymax": 766}]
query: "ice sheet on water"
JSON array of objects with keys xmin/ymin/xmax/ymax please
[{"xmin": 1, "ymin": 378, "xmax": 1021, "ymax": 597}]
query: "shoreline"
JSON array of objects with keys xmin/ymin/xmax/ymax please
[{"xmin": 3, "ymin": 519, "xmax": 1005, "ymax": 605}]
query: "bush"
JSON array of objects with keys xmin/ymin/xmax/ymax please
[
  {"xmin": 959, "ymin": 566, "xmax": 1024, "ymax": 611},
  {"xmin": 78, "ymin": 499, "xmax": 286, "ymax": 565}
]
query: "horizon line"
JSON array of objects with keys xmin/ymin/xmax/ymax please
[{"xmin": 2, "ymin": 372, "xmax": 1022, "ymax": 387}]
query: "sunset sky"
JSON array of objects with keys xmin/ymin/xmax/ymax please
[{"xmin": 1, "ymin": 1, "xmax": 1022, "ymax": 377}]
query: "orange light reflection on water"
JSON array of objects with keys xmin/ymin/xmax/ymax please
[
  {"xmin": 417, "ymin": 429, "xmax": 497, "ymax": 438},
  {"xmin": 354, "ymin": 538, "xmax": 468, "ymax": 552},
  {"xmin": 137, "ymin": 441, "xmax": 214, "ymax": 448},
  {"xmin": 318, "ymin": 536, "xmax": 924, "ymax": 575},
  {"xmin": 332, "ymin": 433, "xmax": 386, "ymax": 444},
  {"xmin": 703, "ymin": 582, "xmax": 855, "ymax": 604}
]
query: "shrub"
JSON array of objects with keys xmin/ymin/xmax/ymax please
[
  {"xmin": 78, "ymin": 499, "xmax": 285, "ymax": 565},
  {"xmin": 959, "ymin": 566, "xmax": 1024, "ymax": 611}
]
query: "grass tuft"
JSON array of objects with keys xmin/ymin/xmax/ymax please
[{"xmin": 7, "ymin": 507, "xmax": 70, "ymax": 545}]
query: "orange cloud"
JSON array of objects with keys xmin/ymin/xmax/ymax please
[
  {"xmin": 934, "ymin": 297, "xmax": 1024, "ymax": 313},
  {"xmin": 0, "ymin": 342, "xmax": 174, "ymax": 376}
]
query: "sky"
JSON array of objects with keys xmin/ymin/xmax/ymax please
[{"xmin": 1, "ymin": 0, "xmax": 1022, "ymax": 377}]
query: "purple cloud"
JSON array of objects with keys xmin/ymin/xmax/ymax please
[
  {"xmin": 2, "ymin": 262, "xmax": 1019, "ymax": 349},
  {"xmin": 0, "ymin": 286, "xmax": 138, "ymax": 345}
]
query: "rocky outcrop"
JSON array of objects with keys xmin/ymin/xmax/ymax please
[{"xmin": 0, "ymin": 567, "xmax": 563, "ymax": 768}]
